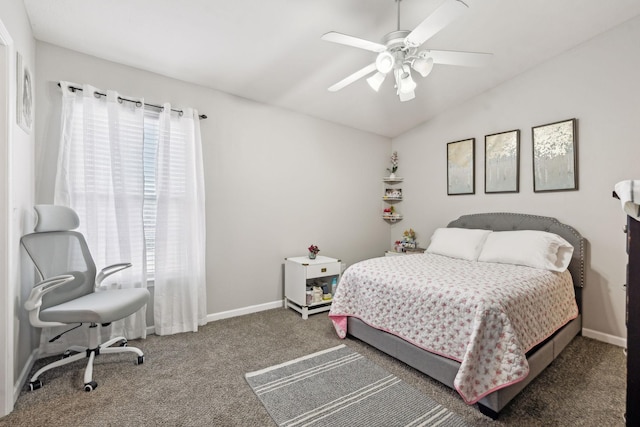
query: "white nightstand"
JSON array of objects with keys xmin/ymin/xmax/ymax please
[{"xmin": 284, "ymin": 255, "xmax": 341, "ymax": 319}]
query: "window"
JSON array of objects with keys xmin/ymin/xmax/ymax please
[
  {"xmin": 60, "ymin": 91, "xmax": 170, "ymax": 282},
  {"xmin": 143, "ymin": 111, "xmax": 159, "ymax": 279}
]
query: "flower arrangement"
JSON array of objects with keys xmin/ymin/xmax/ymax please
[
  {"xmin": 395, "ymin": 228, "xmax": 417, "ymax": 252},
  {"xmin": 403, "ymin": 228, "xmax": 416, "ymax": 242},
  {"xmin": 308, "ymin": 244, "xmax": 320, "ymax": 255},
  {"xmin": 387, "ymin": 151, "xmax": 398, "ymax": 174}
]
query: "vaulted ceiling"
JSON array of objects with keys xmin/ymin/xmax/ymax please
[{"xmin": 23, "ymin": 0, "xmax": 640, "ymax": 137}]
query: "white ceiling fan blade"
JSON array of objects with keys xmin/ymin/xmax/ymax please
[
  {"xmin": 321, "ymin": 32, "xmax": 386, "ymax": 53},
  {"xmin": 427, "ymin": 49, "xmax": 492, "ymax": 67},
  {"xmin": 328, "ymin": 63, "xmax": 377, "ymax": 92},
  {"xmin": 405, "ymin": 0, "xmax": 469, "ymax": 48}
]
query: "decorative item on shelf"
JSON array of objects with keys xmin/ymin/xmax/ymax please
[
  {"xmin": 382, "ymin": 206, "xmax": 402, "ymax": 222},
  {"xmin": 383, "ymin": 188, "xmax": 402, "ymax": 200},
  {"xmin": 308, "ymin": 244, "xmax": 320, "ymax": 259},
  {"xmin": 403, "ymin": 228, "xmax": 416, "ymax": 242},
  {"xmin": 394, "ymin": 228, "xmax": 418, "ymax": 252},
  {"xmin": 386, "ymin": 151, "xmax": 398, "ymax": 179}
]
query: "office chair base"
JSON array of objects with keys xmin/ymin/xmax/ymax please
[
  {"xmin": 28, "ymin": 380, "xmax": 43, "ymax": 391},
  {"xmin": 27, "ymin": 325, "xmax": 145, "ymax": 392}
]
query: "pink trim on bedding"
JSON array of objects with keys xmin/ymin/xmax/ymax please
[
  {"xmin": 330, "ymin": 314, "xmax": 348, "ymax": 339},
  {"xmin": 328, "ymin": 253, "xmax": 579, "ymax": 405}
]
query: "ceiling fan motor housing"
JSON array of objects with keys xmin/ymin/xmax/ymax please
[{"xmin": 382, "ymin": 30, "xmax": 411, "ymax": 51}]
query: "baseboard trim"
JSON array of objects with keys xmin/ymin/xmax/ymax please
[
  {"xmin": 582, "ymin": 328, "xmax": 627, "ymax": 348},
  {"xmin": 206, "ymin": 300, "xmax": 284, "ymax": 323},
  {"xmin": 14, "ymin": 348, "xmax": 38, "ymax": 402}
]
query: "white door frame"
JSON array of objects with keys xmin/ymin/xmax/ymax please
[{"xmin": 0, "ymin": 17, "xmax": 15, "ymax": 417}]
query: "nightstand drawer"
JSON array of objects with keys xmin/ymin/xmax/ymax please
[{"xmin": 306, "ymin": 263, "xmax": 340, "ymax": 279}]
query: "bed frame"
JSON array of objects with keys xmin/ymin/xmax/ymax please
[{"xmin": 346, "ymin": 212, "xmax": 586, "ymax": 419}]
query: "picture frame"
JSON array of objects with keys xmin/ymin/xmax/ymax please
[
  {"xmin": 484, "ymin": 129, "xmax": 520, "ymax": 193},
  {"xmin": 532, "ymin": 118, "xmax": 577, "ymax": 192},
  {"xmin": 447, "ymin": 138, "xmax": 475, "ymax": 195},
  {"xmin": 16, "ymin": 51, "xmax": 33, "ymax": 134}
]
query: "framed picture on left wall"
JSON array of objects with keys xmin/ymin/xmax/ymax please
[
  {"xmin": 447, "ymin": 138, "xmax": 475, "ymax": 195},
  {"xmin": 16, "ymin": 51, "xmax": 33, "ymax": 134}
]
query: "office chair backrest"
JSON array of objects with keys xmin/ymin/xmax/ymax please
[{"xmin": 21, "ymin": 205, "xmax": 97, "ymax": 311}]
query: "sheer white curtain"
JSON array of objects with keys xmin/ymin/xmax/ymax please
[
  {"xmin": 55, "ymin": 82, "xmax": 147, "ymax": 340},
  {"xmin": 153, "ymin": 104, "xmax": 207, "ymax": 335},
  {"xmin": 54, "ymin": 82, "xmax": 207, "ymax": 340}
]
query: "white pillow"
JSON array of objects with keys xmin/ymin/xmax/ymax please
[
  {"xmin": 426, "ymin": 228, "xmax": 492, "ymax": 261},
  {"xmin": 477, "ymin": 230, "xmax": 574, "ymax": 272}
]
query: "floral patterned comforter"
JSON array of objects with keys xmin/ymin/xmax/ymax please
[{"xmin": 328, "ymin": 253, "xmax": 578, "ymax": 404}]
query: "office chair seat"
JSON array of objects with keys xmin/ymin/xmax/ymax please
[{"xmin": 40, "ymin": 288, "xmax": 150, "ymax": 324}]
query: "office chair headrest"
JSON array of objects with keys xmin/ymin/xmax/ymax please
[{"xmin": 34, "ymin": 205, "xmax": 80, "ymax": 232}]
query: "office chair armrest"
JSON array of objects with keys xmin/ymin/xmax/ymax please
[
  {"xmin": 95, "ymin": 262, "xmax": 133, "ymax": 288},
  {"xmin": 24, "ymin": 274, "xmax": 76, "ymax": 311}
]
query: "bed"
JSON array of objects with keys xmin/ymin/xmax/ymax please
[{"xmin": 328, "ymin": 212, "xmax": 585, "ymax": 419}]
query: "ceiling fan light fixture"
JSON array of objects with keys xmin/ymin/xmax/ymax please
[
  {"xmin": 366, "ymin": 72, "xmax": 386, "ymax": 92},
  {"xmin": 397, "ymin": 65, "xmax": 417, "ymax": 94},
  {"xmin": 412, "ymin": 56, "xmax": 434, "ymax": 78},
  {"xmin": 375, "ymin": 51, "xmax": 395, "ymax": 74},
  {"xmin": 398, "ymin": 90, "xmax": 415, "ymax": 102}
]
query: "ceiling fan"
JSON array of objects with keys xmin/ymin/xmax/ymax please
[{"xmin": 321, "ymin": 0, "xmax": 491, "ymax": 102}]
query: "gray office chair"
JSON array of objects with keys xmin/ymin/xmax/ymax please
[{"xmin": 21, "ymin": 205, "xmax": 150, "ymax": 392}]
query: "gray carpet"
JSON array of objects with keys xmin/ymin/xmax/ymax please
[
  {"xmin": 245, "ymin": 344, "xmax": 469, "ymax": 426},
  {"xmin": 0, "ymin": 308, "xmax": 627, "ymax": 426}
]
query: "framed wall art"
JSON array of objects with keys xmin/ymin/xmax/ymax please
[
  {"xmin": 16, "ymin": 51, "xmax": 33, "ymax": 134},
  {"xmin": 532, "ymin": 118, "xmax": 577, "ymax": 192},
  {"xmin": 447, "ymin": 138, "xmax": 475, "ymax": 195},
  {"xmin": 485, "ymin": 129, "xmax": 520, "ymax": 193}
]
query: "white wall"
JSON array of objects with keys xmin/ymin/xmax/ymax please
[
  {"xmin": 393, "ymin": 15, "xmax": 640, "ymax": 343},
  {"xmin": 0, "ymin": 0, "xmax": 37, "ymax": 416},
  {"xmin": 34, "ymin": 42, "xmax": 391, "ymax": 318}
]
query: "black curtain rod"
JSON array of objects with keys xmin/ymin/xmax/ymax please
[{"xmin": 57, "ymin": 82, "xmax": 207, "ymax": 120}]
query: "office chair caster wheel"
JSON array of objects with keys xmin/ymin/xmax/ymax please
[
  {"xmin": 84, "ymin": 381, "xmax": 98, "ymax": 392},
  {"xmin": 28, "ymin": 380, "xmax": 43, "ymax": 391},
  {"xmin": 136, "ymin": 355, "xmax": 144, "ymax": 365}
]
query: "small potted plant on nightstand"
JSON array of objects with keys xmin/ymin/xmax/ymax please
[{"xmin": 308, "ymin": 244, "xmax": 320, "ymax": 259}]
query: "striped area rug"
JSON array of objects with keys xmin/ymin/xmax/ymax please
[{"xmin": 245, "ymin": 344, "xmax": 470, "ymax": 427}]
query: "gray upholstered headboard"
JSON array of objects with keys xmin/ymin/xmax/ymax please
[{"xmin": 447, "ymin": 213, "xmax": 586, "ymax": 305}]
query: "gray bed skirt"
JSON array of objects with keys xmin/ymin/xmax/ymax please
[{"xmin": 347, "ymin": 314, "xmax": 581, "ymax": 418}]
